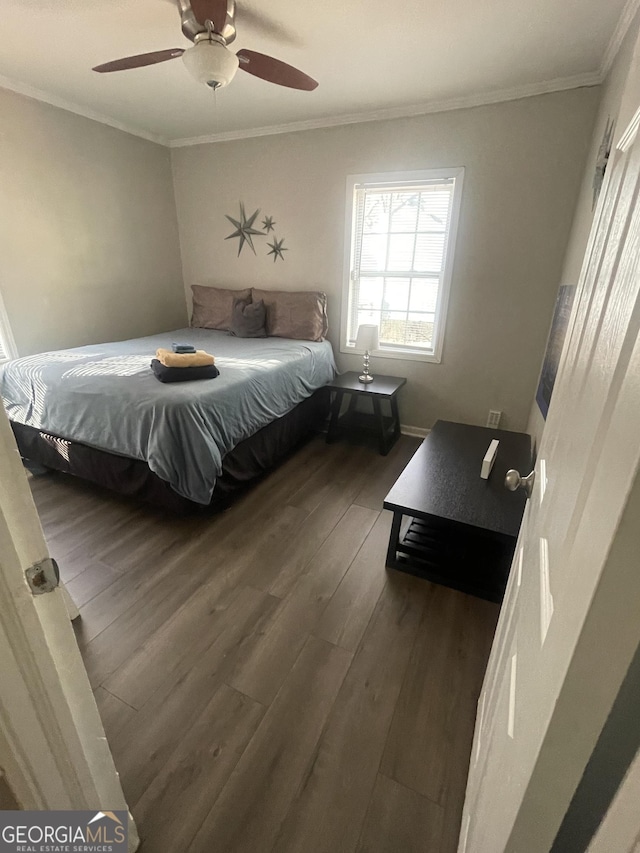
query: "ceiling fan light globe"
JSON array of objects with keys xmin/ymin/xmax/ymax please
[{"xmin": 182, "ymin": 41, "xmax": 239, "ymax": 89}]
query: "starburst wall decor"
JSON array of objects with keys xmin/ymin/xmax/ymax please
[
  {"xmin": 225, "ymin": 203, "xmax": 264, "ymax": 256},
  {"xmin": 225, "ymin": 203, "xmax": 287, "ymax": 261},
  {"xmin": 267, "ymin": 237, "xmax": 287, "ymax": 262}
]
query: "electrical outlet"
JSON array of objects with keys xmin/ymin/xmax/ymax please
[{"xmin": 487, "ymin": 410, "xmax": 502, "ymax": 429}]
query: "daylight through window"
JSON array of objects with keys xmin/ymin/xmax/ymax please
[
  {"xmin": 0, "ymin": 293, "xmax": 17, "ymax": 364},
  {"xmin": 343, "ymin": 169, "xmax": 464, "ymax": 362}
]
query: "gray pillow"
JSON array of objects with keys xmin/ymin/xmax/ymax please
[{"xmin": 229, "ymin": 298, "xmax": 267, "ymax": 338}]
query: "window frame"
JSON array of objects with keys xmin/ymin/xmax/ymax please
[
  {"xmin": 340, "ymin": 167, "xmax": 465, "ymax": 364},
  {"xmin": 0, "ymin": 292, "xmax": 17, "ymax": 365}
]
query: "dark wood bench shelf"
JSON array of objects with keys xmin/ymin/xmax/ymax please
[{"xmin": 384, "ymin": 420, "xmax": 531, "ymax": 602}]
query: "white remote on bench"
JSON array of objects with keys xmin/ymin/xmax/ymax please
[{"xmin": 481, "ymin": 439, "xmax": 499, "ymax": 479}]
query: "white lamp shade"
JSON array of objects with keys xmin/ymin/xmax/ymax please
[
  {"xmin": 182, "ymin": 41, "xmax": 239, "ymax": 89},
  {"xmin": 355, "ymin": 324, "xmax": 379, "ymax": 352}
]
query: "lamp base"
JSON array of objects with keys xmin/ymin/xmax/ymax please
[{"xmin": 359, "ymin": 374, "xmax": 374, "ymax": 384}]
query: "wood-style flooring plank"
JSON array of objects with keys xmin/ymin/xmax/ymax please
[
  {"xmin": 45, "ymin": 502, "xmax": 148, "ymax": 563},
  {"xmin": 355, "ymin": 774, "xmax": 445, "ymax": 853},
  {"xmin": 220, "ymin": 501, "xmax": 311, "ymax": 596},
  {"xmin": 93, "ymin": 687, "xmax": 137, "ymax": 743},
  {"xmin": 287, "ymin": 442, "xmax": 366, "ymax": 513},
  {"xmin": 103, "ymin": 577, "xmax": 244, "ymax": 709},
  {"xmin": 380, "ymin": 584, "xmax": 498, "ymax": 808},
  {"xmin": 64, "ymin": 561, "xmax": 122, "ymax": 608},
  {"xmin": 272, "ymin": 572, "xmax": 427, "ymax": 853},
  {"xmin": 134, "ymin": 683, "xmax": 264, "ymax": 852},
  {"xmin": 98, "ymin": 502, "xmax": 309, "ymax": 706},
  {"xmin": 93, "ymin": 513, "xmax": 201, "ymax": 575},
  {"xmin": 75, "ymin": 497, "xmax": 299, "ymax": 678},
  {"xmin": 72, "ymin": 562, "xmax": 173, "ymax": 650},
  {"xmin": 227, "ymin": 504, "xmax": 378, "ymax": 705},
  {"xmin": 187, "ymin": 636, "xmax": 352, "ymax": 853},
  {"xmin": 251, "ymin": 447, "xmax": 372, "ymax": 598},
  {"xmin": 79, "ymin": 566, "xmax": 213, "ymax": 688},
  {"xmin": 353, "ymin": 435, "xmax": 421, "ymax": 511},
  {"xmin": 313, "ymin": 510, "xmax": 393, "ymax": 652},
  {"xmin": 50, "ymin": 511, "xmax": 177, "ymax": 586},
  {"xmin": 216, "ymin": 434, "xmax": 332, "ymax": 525},
  {"xmin": 111, "ymin": 585, "xmax": 279, "ymax": 807}
]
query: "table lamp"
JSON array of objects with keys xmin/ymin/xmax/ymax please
[{"xmin": 355, "ymin": 324, "xmax": 379, "ymax": 384}]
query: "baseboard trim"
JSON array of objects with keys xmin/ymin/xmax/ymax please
[{"xmin": 401, "ymin": 425, "xmax": 430, "ymax": 438}]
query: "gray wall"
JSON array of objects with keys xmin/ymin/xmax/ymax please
[
  {"xmin": 527, "ymin": 12, "xmax": 640, "ymax": 447},
  {"xmin": 171, "ymin": 88, "xmax": 599, "ymax": 431},
  {"xmin": 0, "ymin": 88, "xmax": 187, "ymax": 356}
]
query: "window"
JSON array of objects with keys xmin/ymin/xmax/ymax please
[
  {"xmin": 342, "ymin": 168, "xmax": 464, "ymax": 363},
  {"xmin": 0, "ymin": 293, "xmax": 17, "ymax": 365}
]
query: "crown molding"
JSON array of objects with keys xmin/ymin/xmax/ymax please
[
  {"xmin": 0, "ymin": 75, "xmax": 167, "ymax": 146},
  {"xmin": 168, "ymin": 71, "xmax": 602, "ymax": 147},
  {"xmin": 601, "ymin": 0, "xmax": 640, "ymax": 76},
  {"xmin": 0, "ymin": 0, "xmax": 634, "ymax": 150},
  {"xmin": 0, "ymin": 51, "xmax": 617, "ymax": 150}
]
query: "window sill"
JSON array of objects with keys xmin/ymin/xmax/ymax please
[{"xmin": 341, "ymin": 344, "xmax": 441, "ymax": 364}]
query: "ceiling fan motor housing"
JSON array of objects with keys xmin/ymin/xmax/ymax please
[{"xmin": 182, "ymin": 40, "xmax": 239, "ymax": 89}]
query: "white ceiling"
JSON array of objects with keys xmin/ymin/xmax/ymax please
[{"xmin": 0, "ymin": 0, "xmax": 632, "ymax": 145}]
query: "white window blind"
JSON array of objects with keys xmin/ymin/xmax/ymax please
[{"xmin": 343, "ymin": 169, "xmax": 464, "ymax": 362}]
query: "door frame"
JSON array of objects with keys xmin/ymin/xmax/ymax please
[{"xmin": 0, "ymin": 402, "xmax": 139, "ymax": 849}]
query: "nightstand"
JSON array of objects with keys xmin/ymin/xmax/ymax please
[{"xmin": 326, "ymin": 372, "xmax": 406, "ymax": 456}]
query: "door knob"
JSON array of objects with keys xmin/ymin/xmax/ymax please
[{"xmin": 505, "ymin": 469, "xmax": 535, "ymax": 499}]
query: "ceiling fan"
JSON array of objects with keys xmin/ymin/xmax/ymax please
[{"xmin": 92, "ymin": 0, "xmax": 318, "ymax": 92}]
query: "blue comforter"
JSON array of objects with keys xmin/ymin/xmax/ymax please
[{"xmin": 0, "ymin": 329, "xmax": 336, "ymax": 504}]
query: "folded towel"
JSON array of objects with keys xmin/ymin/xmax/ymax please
[
  {"xmin": 172, "ymin": 342, "xmax": 197, "ymax": 354},
  {"xmin": 156, "ymin": 347, "xmax": 215, "ymax": 368},
  {"xmin": 151, "ymin": 359, "xmax": 220, "ymax": 383}
]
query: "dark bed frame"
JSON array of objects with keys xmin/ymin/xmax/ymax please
[{"xmin": 12, "ymin": 387, "xmax": 330, "ymax": 513}]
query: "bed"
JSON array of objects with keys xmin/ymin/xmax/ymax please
[{"xmin": 0, "ymin": 327, "xmax": 336, "ymax": 511}]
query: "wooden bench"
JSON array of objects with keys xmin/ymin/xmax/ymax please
[{"xmin": 383, "ymin": 420, "xmax": 531, "ymax": 602}]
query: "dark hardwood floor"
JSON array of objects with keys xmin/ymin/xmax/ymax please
[{"xmin": 29, "ymin": 434, "xmax": 499, "ymax": 853}]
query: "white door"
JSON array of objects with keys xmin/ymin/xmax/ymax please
[
  {"xmin": 460, "ymin": 106, "xmax": 640, "ymax": 851},
  {"xmin": 0, "ymin": 401, "xmax": 139, "ymax": 850}
]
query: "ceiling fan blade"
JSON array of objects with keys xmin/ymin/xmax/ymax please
[
  {"xmin": 190, "ymin": 0, "xmax": 229, "ymax": 32},
  {"xmin": 236, "ymin": 49, "xmax": 318, "ymax": 90},
  {"xmin": 93, "ymin": 49, "xmax": 184, "ymax": 73}
]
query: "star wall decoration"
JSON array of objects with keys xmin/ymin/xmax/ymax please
[
  {"xmin": 225, "ymin": 202, "xmax": 265, "ymax": 256},
  {"xmin": 262, "ymin": 215, "xmax": 276, "ymax": 232},
  {"xmin": 267, "ymin": 236, "xmax": 287, "ymax": 262}
]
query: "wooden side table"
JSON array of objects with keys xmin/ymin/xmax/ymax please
[{"xmin": 326, "ymin": 372, "xmax": 406, "ymax": 456}]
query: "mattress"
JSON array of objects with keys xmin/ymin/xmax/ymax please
[{"xmin": 0, "ymin": 328, "xmax": 336, "ymax": 504}]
